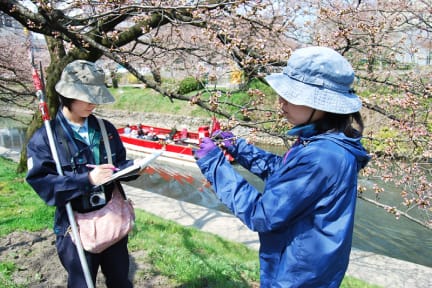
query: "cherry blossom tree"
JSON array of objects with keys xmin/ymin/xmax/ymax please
[
  {"xmin": 0, "ymin": 29, "xmax": 35, "ymax": 120},
  {"xmin": 1, "ymin": 0, "xmax": 431, "ymax": 228}
]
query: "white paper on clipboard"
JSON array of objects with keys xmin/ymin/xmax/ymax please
[{"xmin": 101, "ymin": 151, "xmax": 163, "ymax": 185}]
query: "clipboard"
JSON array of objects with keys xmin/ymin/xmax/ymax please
[{"xmin": 101, "ymin": 151, "xmax": 163, "ymax": 185}]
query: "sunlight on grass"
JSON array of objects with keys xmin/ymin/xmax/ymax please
[
  {"xmin": 129, "ymin": 212, "xmax": 260, "ymax": 287},
  {"xmin": 0, "ymin": 157, "xmax": 54, "ymax": 236},
  {"xmin": 107, "ymin": 79, "xmax": 280, "ymax": 123},
  {"xmin": 108, "ymin": 87, "xmax": 208, "ymax": 117}
]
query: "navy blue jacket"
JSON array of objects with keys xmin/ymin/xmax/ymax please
[
  {"xmin": 26, "ymin": 111, "xmax": 135, "ymax": 235},
  {"xmin": 197, "ymin": 132, "xmax": 370, "ymax": 287}
]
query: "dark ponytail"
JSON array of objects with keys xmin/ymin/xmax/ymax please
[{"xmin": 315, "ymin": 112, "xmax": 364, "ymax": 138}]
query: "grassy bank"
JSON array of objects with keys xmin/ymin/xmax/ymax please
[
  {"xmin": 0, "ymin": 157, "xmax": 379, "ymax": 287},
  {"xmin": 108, "ymin": 86, "xmax": 211, "ymax": 118},
  {"xmin": 107, "ymin": 79, "xmax": 278, "ymax": 120}
]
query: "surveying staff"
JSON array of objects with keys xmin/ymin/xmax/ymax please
[
  {"xmin": 26, "ymin": 60, "xmax": 135, "ymax": 288},
  {"xmin": 194, "ymin": 46, "xmax": 370, "ymax": 287}
]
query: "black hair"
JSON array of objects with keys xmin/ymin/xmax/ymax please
[
  {"xmin": 58, "ymin": 95, "xmax": 74, "ymax": 111},
  {"xmin": 315, "ymin": 112, "xmax": 364, "ymax": 138}
]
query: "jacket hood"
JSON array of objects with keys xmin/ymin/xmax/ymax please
[{"xmin": 305, "ymin": 132, "xmax": 370, "ymax": 171}]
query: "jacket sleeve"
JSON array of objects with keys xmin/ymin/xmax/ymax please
[
  {"xmin": 197, "ymin": 142, "xmax": 345, "ymax": 233},
  {"xmin": 226, "ymin": 139, "xmax": 282, "ymax": 181},
  {"xmin": 26, "ymin": 128, "xmax": 92, "ymax": 207}
]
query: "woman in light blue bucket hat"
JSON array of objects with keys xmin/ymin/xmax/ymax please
[{"xmin": 194, "ymin": 46, "xmax": 370, "ymax": 287}]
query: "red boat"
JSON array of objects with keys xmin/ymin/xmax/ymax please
[{"xmin": 118, "ymin": 119, "xmax": 234, "ymax": 164}]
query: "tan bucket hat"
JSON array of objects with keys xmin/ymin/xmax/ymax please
[{"xmin": 55, "ymin": 60, "xmax": 115, "ymax": 104}]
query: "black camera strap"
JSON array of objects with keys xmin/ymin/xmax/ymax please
[{"xmin": 56, "ymin": 115, "xmax": 108, "ymax": 173}]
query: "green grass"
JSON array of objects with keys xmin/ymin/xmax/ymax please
[
  {"xmin": 129, "ymin": 213, "xmax": 259, "ymax": 287},
  {"xmin": 0, "ymin": 158, "xmax": 54, "ymax": 236},
  {"xmin": 0, "ymin": 157, "xmax": 380, "ymax": 287},
  {"xmin": 109, "ymin": 86, "xmax": 209, "ymax": 117},
  {"xmin": 108, "ymin": 78, "xmax": 279, "ymax": 120},
  {"xmin": 0, "ymin": 262, "xmax": 24, "ymax": 288}
]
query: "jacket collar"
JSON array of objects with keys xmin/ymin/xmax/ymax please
[{"xmin": 287, "ymin": 123, "xmax": 317, "ymax": 138}]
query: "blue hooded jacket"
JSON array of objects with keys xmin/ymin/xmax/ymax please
[{"xmin": 197, "ymin": 131, "xmax": 370, "ymax": 287}]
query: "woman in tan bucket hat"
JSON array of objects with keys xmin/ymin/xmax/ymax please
[{"xmin": 26, "ymin": 60, "xmax": 136, "ymax": 287}]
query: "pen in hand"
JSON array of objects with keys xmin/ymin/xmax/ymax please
[{"xmin": 86, "ymin": 164, "xmax": 120, "ymax": 172}]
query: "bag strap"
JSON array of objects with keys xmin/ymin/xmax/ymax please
[
  {"xmin": 96, "ymin": 117, "xmax": 128, "ymax": 199},
  {"xmin": 97, "ymin": 117, "xmax": 112, "ymax": 164}
]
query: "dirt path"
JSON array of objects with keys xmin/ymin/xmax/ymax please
[{"xmin": 0, "ymin": 229, "xmax": 171, "ymax": 287}]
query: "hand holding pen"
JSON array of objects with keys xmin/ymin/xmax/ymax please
[
  {"xmin": 87, "ymin": 164, "xmax": 119, "ymax": 186},
  {"xmin": 86, "ymin": 164, "xmax": 120, "ymax": 171}
]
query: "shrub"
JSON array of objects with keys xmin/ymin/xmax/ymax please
[{"xmin": 178, "ymin": 76, "xmax": 204, "ymax": 94}]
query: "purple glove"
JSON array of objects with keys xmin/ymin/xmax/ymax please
[
  {"xmin": 212, "ymin": 130, "xmax": 235, "ymax": 148},
  {"xmin": 194, "ymin": 137, "xmax": 217, "ymax": 159}
]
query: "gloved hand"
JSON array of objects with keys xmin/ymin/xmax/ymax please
[
  {"xmin": 194, "ymin": 137, "xmax": 217, "ymax": 159},
  {"xmin": 212, "ymin": 130, "xmax": 235, "ymax": 148}
]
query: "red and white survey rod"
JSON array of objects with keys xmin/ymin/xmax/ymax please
[{"xmin": 24, "ymin": 29, "xmax": 94, "ymax": 288}]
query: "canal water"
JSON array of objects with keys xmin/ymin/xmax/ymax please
[{"xmin": 1, "ymin": 122, "xmax": 431, "ymax": 268}]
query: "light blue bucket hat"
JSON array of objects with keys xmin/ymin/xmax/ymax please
[
  {"xmin": 55, "ymin": 60, "xmax": 115, "ymax": 104},
  {"xmin": 265, "ymin": 46, "xmax": 362, "ymax": 114}
]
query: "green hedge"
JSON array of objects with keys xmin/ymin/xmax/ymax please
[{"xmin": 178, "ymin": 77, "xmax": 204, "ymax": 94}]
